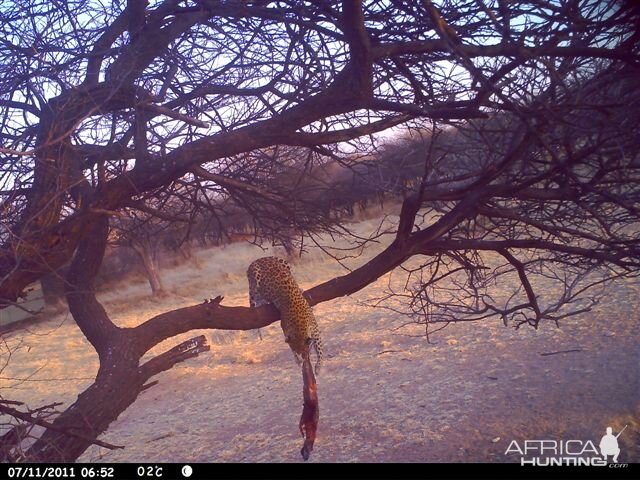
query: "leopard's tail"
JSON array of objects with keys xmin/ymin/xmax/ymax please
[{"xmin": 311, "ymin": 337, "xmax": 323, "ymax": 375}]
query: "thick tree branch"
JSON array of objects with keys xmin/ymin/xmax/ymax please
[
  {"xmin": 139, "ymin": 335, "xmax": 210, "ymax": 380},
  {"xmin": 191, "ymin": 166, "xmax": 285, "ymax": 203},
  {"xmin": 131, "ymin": 187, "xmax": 482, "ymax": 353},
  {"xmin": 140, "ymin": 103, "xmax": 210, "ymax": 128},
  {"xmin": 64, "ymin": 214, "xmax": 121, "ymax": 357}
]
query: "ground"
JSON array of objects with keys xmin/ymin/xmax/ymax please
[{"xmin": 1, "ymin": 215, "xmax": 638, "ymax": 463}]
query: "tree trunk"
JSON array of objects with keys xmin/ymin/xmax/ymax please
[
  {"xmin": 178, "ymin": 244, "xmax": 192, "ymax": 260},
  {"xmin": 24, "ymin": 359, "xmax": 142, "ymax": 462},
  {"xmin": 40, "ymin": 269, "xmax": 67, "ymax": 307},
  {"xmin": 22, "ymin": 215, "xmax": 208, "ymax": 462},
  {"xmin": 131, "ymin": 239, "xmax": 165, "ymax": 296}
]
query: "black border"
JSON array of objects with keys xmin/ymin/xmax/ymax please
[{"xmin": 2, "ymin": 463, "xmax": 638, "ymax": 480}]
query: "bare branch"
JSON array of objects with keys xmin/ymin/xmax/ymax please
[{"xmin": 0, "ymin": 404, "xmax": 124, "ymax": 451}]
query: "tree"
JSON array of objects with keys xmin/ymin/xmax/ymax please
[
  {"xmin": 109, "ymin": 196, "xmax": 195, "ymax": 296},
  {"xmin": 0, "ymin": 0, "xmax": 638, "ymax": 462}
]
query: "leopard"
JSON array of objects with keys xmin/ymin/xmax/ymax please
[{"xmin": 247, "ymin": 256, "xmax": 323, "ymax": 374}]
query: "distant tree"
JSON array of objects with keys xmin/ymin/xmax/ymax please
[
  {"xmin": 0, "ymin": 0, "xmax": 638, "ymax": 462},
  {"xmin": 110, "ymin": 195, "xmax": 195, "ymax": 296}
]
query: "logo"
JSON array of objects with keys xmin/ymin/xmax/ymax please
[
  {"xmin": 504, "ymin": 425, "xmax": 629, "ymax": 467},
  {"xmin": 599, "ymin": 425, "xmax": 626, "ymax": 464}
]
